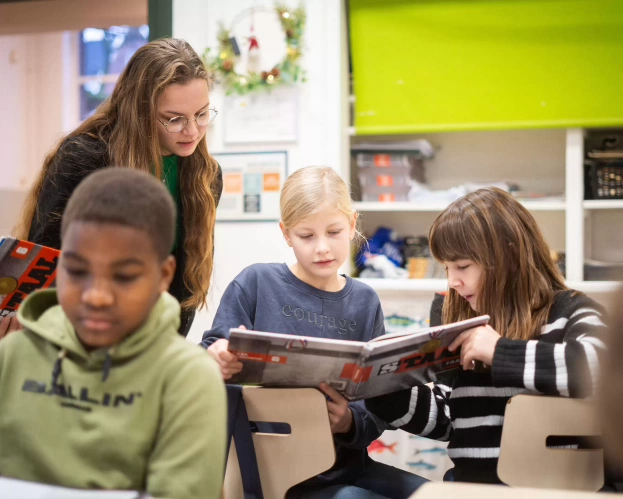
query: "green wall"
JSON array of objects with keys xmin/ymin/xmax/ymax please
[{"xmin": 349, "ymin": 0, "xmax": 623, "ymax": 134}]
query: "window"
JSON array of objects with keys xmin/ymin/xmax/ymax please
[{"xmin": 78, "ymin": 25, "xmax": 149, "ymax": 120}]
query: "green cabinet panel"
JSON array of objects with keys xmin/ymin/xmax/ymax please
[
  {"xmin": 349, "ymin": 0, "xmax": 623, "ymax": 134},
  {"xmin": 149, "ymin": 0, "xmax": 172, "ymax": 41}
]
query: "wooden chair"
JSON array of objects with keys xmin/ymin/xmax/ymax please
[
  {"xmin": 223, "ymin": 387, "xmax": 336, "ymax": 499},
  {"xmin": 410, "ymin": 482, "xmax": 613, "ymax": 498},
  {"xmin": 497, "ymin": 395, "xmax": 604, "ymax": 491}
]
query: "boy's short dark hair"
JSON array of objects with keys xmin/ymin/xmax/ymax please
[{"xmin": 61, "ymin": 167, "xmax": 176, "ymax": 260}]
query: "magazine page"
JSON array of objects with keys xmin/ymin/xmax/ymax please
[
  {"xmin": 0, "ymin": 476, "xmax": 143, "ymax": 498},
  {"xmin": 0, "ymin": 238, "xmax": 60, "ymax": 318},
  {"xmin": 369, "ymin": 322, "xmax": 444, "ymax": 342},
  {"xmin": 350, "ymin": 315, "xmax": 490, "ymax": 400},
  {"xmin": 228, "ymin": 329, "xmax": 365, "ymax": 398}
]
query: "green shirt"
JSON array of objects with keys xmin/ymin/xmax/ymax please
[{"xmin": 162, "ymin": 155, "xmax": 182, "ymax": 252}]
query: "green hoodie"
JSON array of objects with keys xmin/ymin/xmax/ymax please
[{"xmin": 0, "ymin": 290, "xmax": 226, "ymax": 499}]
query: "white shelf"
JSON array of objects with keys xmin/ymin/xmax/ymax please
[
  {"xmin": 354, "ymin": 199, "xmax": 566, "ymax": 212},
  {"xmin": 519, "ymin": 199, "xmax": 567, "ymax": 211},
  {"xmin": 583, "ymin": 199, "xmax": 623, "ymax": 210},
  {"xmin": 357, "ymin": 278, "xmax": 621, "ymax": 294},
  {"xmin": 354, "ymin": 202, "xmax": 448, "ymax": 212},
  {"xmin": 357, "ymin": 278, "xmax": 447, "ymax": 292},
  {"xmin": 568, "ymin": 281, "xmax": 622, "ymax": 294}
]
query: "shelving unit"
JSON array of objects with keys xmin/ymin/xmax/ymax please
[
  {"xmin": 355, "ymin": 199, "xmax": 567, "ymax": 213},
  {"xmin": 358, "ymin": 277, "xmax": 621, "ymax": 295},
  {"xmin": 357, "ymin": 278, "xmax": 447, "ymax": 293},
  {"xmin": 583, "ymin": 200, "xmax": 623, "ymax": 210},
  {"xmin": 346, "ymin": 128, "xmax": 623, "ymax": 304},
  {"xmin": 341, "ymin": 5, "xmax": 622, "ymax": 306}
]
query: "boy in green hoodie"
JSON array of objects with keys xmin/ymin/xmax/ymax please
[{"xmin": 0, "ymin": 168, "xmax": 226, "ymax": 498}]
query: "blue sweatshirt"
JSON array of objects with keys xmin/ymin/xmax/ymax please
[{"xmin": 201, "ymin": 263, "xmax": 388, "ymax": 485}]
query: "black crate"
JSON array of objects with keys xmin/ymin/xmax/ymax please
[{"xmin": 584, "ymin": 160, "xmax": 623, "ymax": 200}]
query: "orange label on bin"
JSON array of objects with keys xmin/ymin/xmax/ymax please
[
  {"xmin": 376, "ymin": 175, "xmax": 394, "ymax": 187},
  {"xmin": 373, "ymin": 154, "xmax": 391, "ymax": 167},
  {"xmin": 378, "ymin": 193, "xmax": 396, "ymax": 202}
]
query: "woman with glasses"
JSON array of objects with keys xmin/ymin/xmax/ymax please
[{"xmin": 11, "ymin": 38, "xmax": 222, "ymax": 338}]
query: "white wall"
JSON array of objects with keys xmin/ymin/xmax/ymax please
[
  {"xmin": 173, "ymin": 0, "xmax": 346, "ymax": 342},
  {"xmin": 0, "ymin": 35, "xmax": 28, "ymax": 192},
  {"xmin": 0, "ymin": 32, "xmax": 67, "ymax": 235}
]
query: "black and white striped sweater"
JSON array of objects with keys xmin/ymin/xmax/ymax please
[{"xmin": 365, "ymin": 290, "xmax": 608, "ymax": 484}]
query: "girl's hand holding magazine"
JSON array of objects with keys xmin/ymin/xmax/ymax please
[{"xmin": 208, "ymin": 327, "xmax": 244, "ymax": 380}]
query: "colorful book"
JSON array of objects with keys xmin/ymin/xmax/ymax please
[
  {"xmin": 227, "ymin": 315, "xmax": 489, "ymax": 400},
  {"xmin": 0, "ymin": 237, "xmax": 60, "ymax": 319}
]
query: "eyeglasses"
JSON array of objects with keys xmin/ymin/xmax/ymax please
[{"xmin": 157, "ymin": 107, "xmax": 218, "ymax": 133}]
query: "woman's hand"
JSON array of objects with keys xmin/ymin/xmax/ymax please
[
  {"xmin": 207, "ymin": 339, "xmax": 243, "ymax": 380},
  {"xmin": 0, "ymin": 315, "xmax": 21, "ymax": 340},
  {"xmin": 449, "ymin": 325, "xmax": 501, "ymax": 369},
  {"xmin": 319, "ymin": 383, "xmax": 354, "ymax": 434}
]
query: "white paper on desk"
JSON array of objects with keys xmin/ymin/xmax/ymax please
[
  {"xmin": 223, "ymin": 86, "xmax": 299, "ymax": 144},
  {"xmin": 0, "ymin": 476, "xmax": 143, "ymax": 499}
]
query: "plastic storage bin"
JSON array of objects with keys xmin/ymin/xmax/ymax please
[
  {"xmin": 358, "ymin": 167, "xmax": 411, "ymax": 188},
  {"xmin": 360, "ymin": 184, "xmax": 411, "ymax": 202},
  {"xmin": 584, "ymin": 160, "xmax": 623, "ymax": 199}
]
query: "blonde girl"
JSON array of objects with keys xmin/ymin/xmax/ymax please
[{"xmin": 202, "ymin": 166, "xmax": 426, "ymax": 498}]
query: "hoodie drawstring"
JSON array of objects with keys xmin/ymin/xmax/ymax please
[
  {"xmin": 102, "ymin": 347, "xmax": 115, "ymax": 381},
  {"xmin": 102, "ymin": 350, "xmax": 113, "ymax": 382},
  {"xmin": 51, "ymin": 348, "xmax": 67, "ymax": 390},
  {"xmin": 51, "ymin": 347, "xmax": 114, "ymax": 389}
]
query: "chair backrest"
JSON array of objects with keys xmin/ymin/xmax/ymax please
[
  {"xmin": 223, "ymin": 387, "xmax": 336, "ymax": 499},
  {"xmin": 498, "ymin": 394, "xmax": 604, "ymax": 491},
  {"xmin": 411, "ymin": 482, "xmax": 615, "ymax": 499}
]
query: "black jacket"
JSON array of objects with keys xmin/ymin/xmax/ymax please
[{"xmin": 27, "ymin": 134, "xmax": 223, "ymax": 337}]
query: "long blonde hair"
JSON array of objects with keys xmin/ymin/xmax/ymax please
[
  {"xmin": 429, "ymin": 188, "xmax": 567, "ymax": 340},
  {"xmin": 280, "ymin": 166, "xmax": 362, "ymax": 241},
  {"xmin": 15, "ymin": 38, "xmax": 218, "ymax": 310}
]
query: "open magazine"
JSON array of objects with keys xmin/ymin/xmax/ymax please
[
  {"xmin": 227, "ymin": 315, "xmax": 489, "ymax": 400},
  {"xmin": 0, "ymin": 237, "xmax": 60, "ymax": 319},
  {"xmin": 0, "ymin": 476, "xmax": 144, "ymax": 498}
]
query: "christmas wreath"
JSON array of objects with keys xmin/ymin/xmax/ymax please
[{"xmin": 202, "ymin": 3, "xmax": 306, "ymax": 95}]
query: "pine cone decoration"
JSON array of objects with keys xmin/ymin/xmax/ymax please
[{"xmin": 222, "ymin": 60, "xmax": 234, "ymax": 72}]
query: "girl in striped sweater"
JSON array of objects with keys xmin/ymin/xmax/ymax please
[{"xmin": 365, "ymin": 187, "xmax": 608, "ymax": 485}]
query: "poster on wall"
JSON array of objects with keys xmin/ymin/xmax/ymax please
[
  {"xmin": 223, "ymin": 87, "xmax": 299, "ymax": 144},
  {"xmin": 214, "ymin": 151, "xmax": 287, "ymax": 221}
]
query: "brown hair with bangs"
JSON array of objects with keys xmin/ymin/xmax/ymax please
[
  {"xmin": 15, "ymin": 38, "xmax": 218, "ymax": 311},
  {"xmin": 429, "ymin": 187, "xmax": 567, "ymax": 341}
]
